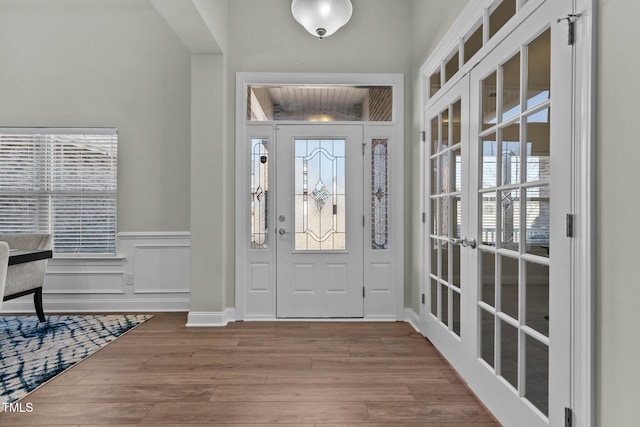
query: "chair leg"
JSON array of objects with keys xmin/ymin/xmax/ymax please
[{"xmin": 34, "ymin": 287, "xmax": 46, "ymax": 322}]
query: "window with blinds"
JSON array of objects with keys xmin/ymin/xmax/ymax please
[{"xmin": 0, "ymin": 128, "xmax": 117, "ymax": 254}]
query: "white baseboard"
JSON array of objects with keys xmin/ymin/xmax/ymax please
[
  {"xmin": 186, "ymin": 308, "xmax": 236, "ymax": 327},
  {"xmin": 404, "ymin": 308, "xmax": 421, "ymax": 333}
]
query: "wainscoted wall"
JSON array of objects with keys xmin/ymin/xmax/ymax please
[{"xmin": 1, "ymin": 232, "xmax": 190, "ymax": 314}]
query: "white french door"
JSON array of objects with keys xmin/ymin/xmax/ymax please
[
  {"xmin": 275, "ymin": 124, "xmax": 364, "ymax": 318},
  {"xmin": 421, "ymin": 74, "xmax": 470, "ymax": 357},
  {"xmin": 423, "ymin": 1, "xmax": 573, "ymax": 425}
]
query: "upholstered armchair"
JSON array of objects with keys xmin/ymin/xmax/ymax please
[
  {"xmin": 0, "ymin": 242, "xmax": 8, "ymax": 312},
  {"xmin": 1, "ymin": 234, "xmax": 52, "ymax": 322}
]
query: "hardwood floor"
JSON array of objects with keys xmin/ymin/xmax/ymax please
[{"xmin": 0, "ymin": 313, "xmax": 500, "ymax": 426}]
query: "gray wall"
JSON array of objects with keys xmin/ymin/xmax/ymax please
[
  {"xmin": 596, "ymin": 0, "xmax": 640, "ymax": 424},
  {"xmin": 0, "ymin": 0, "xmax": 192, "ymax": 232}
]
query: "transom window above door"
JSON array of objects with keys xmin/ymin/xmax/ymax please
[{"xmin": 247, "ymin": 85, "xmax": 393, "ymax": 122}]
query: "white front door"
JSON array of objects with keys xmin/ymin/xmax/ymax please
[{"xmin": 276, "ymin": 124, "xmax": 364, "ymax": 318}]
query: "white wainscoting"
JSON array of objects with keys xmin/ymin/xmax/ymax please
[{"xmin": 1, "ymin": 232, "xmax": 190, "ymax": 314}]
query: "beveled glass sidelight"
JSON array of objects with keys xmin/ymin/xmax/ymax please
[
  {"xmin": 371, "ymin": 139, "xmax": 389, "ymax": 249},
  {"xmin": 294, "ymin": 139, "xmax": 346, "ymax": 251},
  {"xmin": 251, "ymin": 138, "xmax": 269, "ymax": 249}
]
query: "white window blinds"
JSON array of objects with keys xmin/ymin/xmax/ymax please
[{"xmin": 0, "ymin": 128, "xmax": 117, "ymax": 254}]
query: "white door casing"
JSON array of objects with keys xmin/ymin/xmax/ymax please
[
  {"xmin": 275, "ymin": 124, "xmax": 364, "ymax": 318},
  {"xmin": 235, "ymin": 73, "xmax": 404, "ymax": 322}
]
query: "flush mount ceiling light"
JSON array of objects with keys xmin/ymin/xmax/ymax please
[{"xmin": 291, "ymin": 0, "xmax": 353, "ymax": 39}]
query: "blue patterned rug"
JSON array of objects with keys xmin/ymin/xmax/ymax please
[{"xmin": 0, "ymin": 314, "xmax": 152, "ymax": 405}]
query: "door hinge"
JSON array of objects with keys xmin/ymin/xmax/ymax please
[
  {"xmin": 422, "ymin": 212, "xmax": 426, "ymax": 223},
  {"xmin": 565, "ymin": 407, "xmax": 573, "ymax": 427},
  {"xmin": 362, "ymin": 141, "xmax": 366, "ymax": 155},
  {"xmin": 363, "ymin": 215, "xmax": 365, "ymax": 227},
  {"xmin": 421, "ymin": 293, "xmax": 425, "ymax": 305},
  {"xmin": 557, "ymin": 14, "xmax": 581, "ymax": 45},
  {"xmin": 363, "ymin": 287, "xmax": 365, "ymax": 298},
  {"xmin": 420, "ymin": 131, "xmax": 426, "ymax": 142},
  {"xmin": 566, "ymin": 214, "xmax": 574, "ymax": 237}
]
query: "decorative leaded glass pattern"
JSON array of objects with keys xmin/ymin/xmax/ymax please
[
  {"xmin": 295, "ymin": 139, "xmax": 346, "ymax": 251},
  {"xmin": 371, "ymin": 139, "xmax": 389, "ymax": 249},
  {"xmin": 251, "ymin": 138, "xmax": 269, "ymax": 249}
]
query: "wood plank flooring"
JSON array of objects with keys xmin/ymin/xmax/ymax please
[{"xmin": 0, "ymin": 313, "xmax": 500, "ymax": 426}]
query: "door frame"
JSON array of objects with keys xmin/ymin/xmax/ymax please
[
  {"xmin": 418, "ymin": 0, "xmax": 595, "ymax": 425},
  {"xmin": 235, "ymin": 72, "xmax": 405, "ymax": 322}
]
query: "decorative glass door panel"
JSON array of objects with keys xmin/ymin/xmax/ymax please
[
  {"xmin": 294, "ymin": 139, "xmax": 346, "ymax": 251},
  {"xmin": 276, "ymin": 125, "xmax": 364, "ymax": 318}
]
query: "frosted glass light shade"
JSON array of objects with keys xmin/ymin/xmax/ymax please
[{"xmin": 291, "ymin": 0, "xmax": 353, "ymax": 39}]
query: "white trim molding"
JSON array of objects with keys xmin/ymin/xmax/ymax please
[
  {"xmin": 186, "ymin": 308, "xmax": 236, "ymax": 327},
  {"xmin": 571, "ymin": 0, "xmax": 596, "ymax": 426}
]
